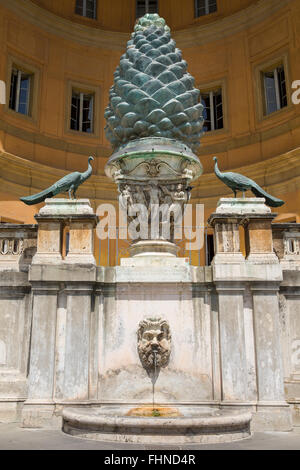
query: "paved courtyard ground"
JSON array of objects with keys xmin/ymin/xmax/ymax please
[{"xmin": 0, "ymin": 423, "xmax": 299, "ymax": 450}]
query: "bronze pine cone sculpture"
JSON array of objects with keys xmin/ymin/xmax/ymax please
[{"xmin": 104, "ymin": 14, "xmax": 204, "ymax": 153}]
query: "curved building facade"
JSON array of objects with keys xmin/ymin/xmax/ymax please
[{"xmin": 0, "ymin": 0, "xmax": 299, "ymax": 265}]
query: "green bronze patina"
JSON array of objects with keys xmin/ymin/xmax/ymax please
[
  {"xmin": 20, "ymin": 156, "xmax": 94, "ymax": 205},
  {"xmin": 104, "ymin": 13, "xmax": 204, "ymax": 153},
  {"xmin": 213, "ymin": 156, "xmax": 285, "ymax": 207}
]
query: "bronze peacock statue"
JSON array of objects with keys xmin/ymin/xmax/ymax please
[
  {"xmin": 20, "ymin": 156, "xmax": 94, "ymax": 205},
  {"xmin": 213, "ymin": 156, "xmax": 284, "ymax": 208}
]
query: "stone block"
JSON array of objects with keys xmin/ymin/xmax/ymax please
[{"xmin": 216, "ymin": 198, "xmax": 271, "ymax": 215}]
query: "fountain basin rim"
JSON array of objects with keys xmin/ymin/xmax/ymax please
[{"xmin": 63, "ymin": 407, "xmax": 252, "ymax": 430}]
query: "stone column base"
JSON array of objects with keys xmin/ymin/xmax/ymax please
[
  {"xmin": 212, "ymin": 253, "xmax": 245, "ymax": 264},
  {"xmin": 21, "ymin": 402, "xmax": 61, "ymax": 429},
  {"xmin": 251, "ymin": 404, "xmax": 293, "ymax": 431},
  {"xmin": 32, "ymin": 253, "xmax": 63, "ymax": 265},
  {"xmin": 64, "ymin": 253, "xmax": 96, "ymax": 265},
  {"xmin": 129, "ymin": 239, "xmax": 178, "ymax": 257},
  {"xmin": 246, "ymin": 253, "xmax": 279, "ymax": 264}
]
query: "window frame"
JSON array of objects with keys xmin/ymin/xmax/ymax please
[
  {"xmin": 195, "ymin": 0, "xmax": 218, "ymax": 18},
  {"xmin": 198, "ymin": 79, "xmax": 228, "ymax": 135},
  {"xmin": 5, "ymin": 54, "xmax": 40, "ymax": 125},
  {"xmin": 75, "ymin": 0, "xmax": 97, "ymax": 20},
  {"xmin": 65, "ymin": 79, "xmax": 100, "ymax": 139},
  {"xmin": 201, "ymin": 89, "xmax": 223, "ymax": 132},
  {"xmin": 136, "ymin": 0, "xmax": 159, "ymax": 19},
  {"xmin": 254, "ymin": 53, "xmax": 292, "ymax": 122},
  {"xmin": 262, "ymin": 66, "xmax": 287, "ymax": 116},
  {"xmin": 9, "ymin": 68, "xmax": 32, "ymax": 116},
  {"xmin": 71, "ymin": 90, "xmax": 94, "ymax": 133}
]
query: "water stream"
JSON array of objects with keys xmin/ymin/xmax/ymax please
[{"xmin": 152, "ymin": 350, "xmax": 157, "ymax": 413}]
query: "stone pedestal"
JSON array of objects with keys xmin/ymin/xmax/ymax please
[
  {"xmin": 22, "ymin": 199, "xmax": 97, "ymax": 427},
  {"xmin": 208, "ymin": 215, "xmax": 244, "ymax": 264},
  {"xmin": 65, "ymin": 218, "xmax": 96, "ymax": 265},
  {"xmin": 128, "ymin": 239, "xmax": 178, "ymax": 258},
  {"xmin": 243, "ymin": 215, "xmax": 278, "ymax": 264},
  {"xmin": 32, "ymin": 218, "xmax": 62, "ymax": 265},
  {"xmin": 32, "ymin": 199, "xmax": 97, "ymax": 265}
]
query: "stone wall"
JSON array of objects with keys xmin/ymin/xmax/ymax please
[{"xmin": 0, "ymin": 216, "xmax": 299, "ymax": 431}]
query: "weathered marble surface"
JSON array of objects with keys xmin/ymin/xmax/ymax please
[
  {"xmin": 216, "ymin": 197, "xmax": 271, "ymax": 215},
  {"xmin": 0, "ymin": 203, "xmax": 298, "ymax": 436}
]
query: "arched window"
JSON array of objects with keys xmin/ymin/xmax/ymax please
[{"xmin": 136, "ymin": 0, "xmax": 158, "ymax": 19}]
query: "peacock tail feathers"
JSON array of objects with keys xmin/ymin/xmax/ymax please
[{"xmin": 251, "ymin": 182, "xmax": 284, "ymax": 208}]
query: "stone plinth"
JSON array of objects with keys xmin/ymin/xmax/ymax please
[
  {"xmin": 33, "ymin": 218, "xmax": 62, "ymax": 265},
  {"xmin": 38, "ymin": 199, "xmax": 95, "ymax": 217},
  {"xmin": 65, "ymin": 217, "xmax": 96, "ymax": 265},
  {"xmin": 32, "ymin": 199, "xmax": 97, "ymax": 265},
  {"xmin": 208, "ymin": 214, "xmax": 244, "ymax": 264},
  {"xmin": 243, "ymin": 215, "xmax": 278, "ymax": 264},
  {"xmin": 209, "ymin": 198, "xmax": 278, "ymax": 265},
  {"xmin": 216, "ymin": 198, "xmax": 271, "ymax": 215},
  {"xmin": 128, "ymin": 239, "xmax": 178, "ymax": 258}
]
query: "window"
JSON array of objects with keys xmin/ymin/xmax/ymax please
[
  {"xmin": 195, "ymin": 0, "xmax": 217, "ymax": 18},
  {"xmin": 70, "ymin": 90, "xmax": 94, "ymax": 133},
  {"xmin": 136, "ymin": 0, "xmax": 158, "ymax": 19},
  {"xmin": 75, "ymin": 0, "xmax": 97, "ymax": 19},
  {"xmin": 9, "ymin": 67, "xmax": 32, "ymax": 116},
  {"xmin": 205, "ymin": 233, "xmax": 214, "ymax": 266},
  {"xmin": 200, "ymin": 88, "xmax": 223, "ymax": 132},
  {"xmin": 262, "ymin": 65, "xmax": 287, "ymax": 115},
  {"xmin": 0, "ymin": 80, "xmax": 5, "ymax": 105}
]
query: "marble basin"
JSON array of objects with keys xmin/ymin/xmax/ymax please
[{"xmin": 62, "ymin": 405, "xmax": 252, "ymax": 445}]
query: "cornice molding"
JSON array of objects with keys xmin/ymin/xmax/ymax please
[
  {"xmin": 0, "ymin": 118, "xmax": 111, "ymax": 158},
  {"xmin": 0, "ymin": 0, "xmax": 292, "ymax": 51},
  {"xmin": 0, "ymin": 0, "xmax": 130, "ymax": 51},
  {"xmin": 1, "ymin": 114, "xmax": 300, "ymax": 163},
  {"xmin": 173, "ymin": 0, "xmax": 292, "ymax": 48}
]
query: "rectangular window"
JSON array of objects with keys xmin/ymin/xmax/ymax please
[
  {"xmin": 195, "ymin": 0, "xmax": 217, "ymax": 18},
  {"xmin": 200, "ymin": 88, "xmax": 223, "ymax": 132},
  {"xmin": 136, "ymin": 0, "xmax": 158, "ymax": 19},
  {"xmin": 9, "ymin": 68, "xmax": 32, "ymax": 116},
  {"xmin": 75, "ymin": 0, "xmax": 97, "ymax": 19},
  {"xmin": 205, "ymin": 233, "xmax": 215, "ymax": 266},
  {"xmin": 70, "ymin": 90, "xmax": 94, "ymax": 133},
  {"xmin": 263, "ymin": 65, "xmax": 287, "ymax": 115}
]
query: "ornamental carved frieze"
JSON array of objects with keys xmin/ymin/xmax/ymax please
[{"xmin": 118, "ymin": 179, "xmax": 192, "ymax": 241}]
